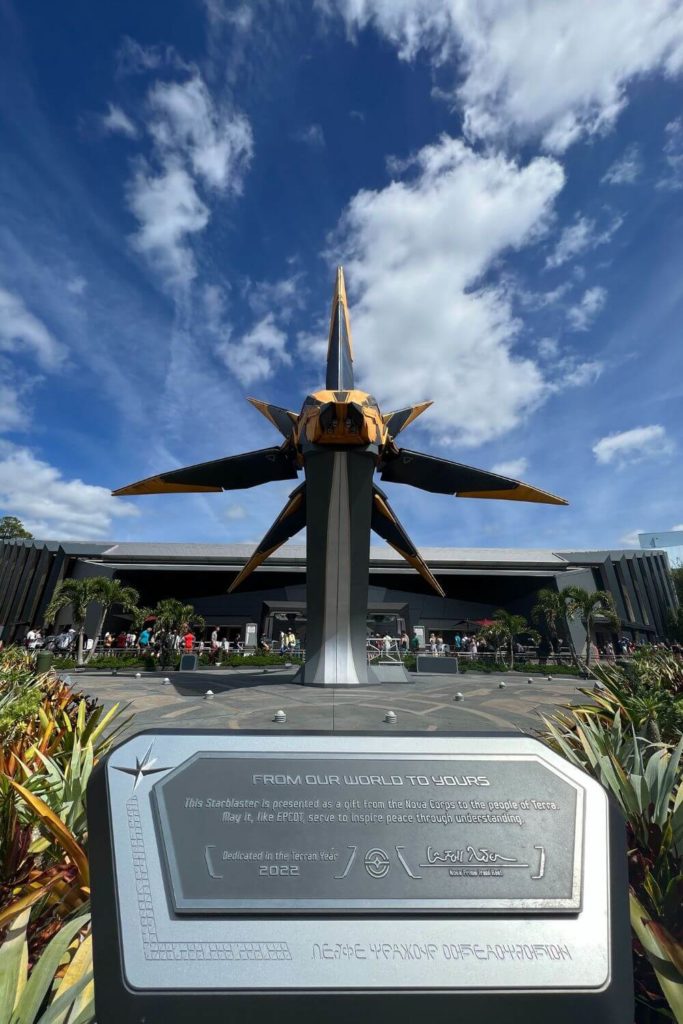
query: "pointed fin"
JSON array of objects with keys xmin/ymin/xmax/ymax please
[
  {"xmin": 247, "ymin": 398, "xmax": 298, "ymax": 438},
  {"xmin": 372, "ymin": 485, "xmax": 445, "ymax": 597},
  {"xmin": 325, "ymin": 266, "xmax": 354, "ymax": 390},
  {"xmin": 228, "ymin": 484, "xmax": 306, "ymax": 592},
  {"xmin": 380, "ymin": 449, "xmax": 568, "ymax": 506},
  {"xmin": 383, "ymin": 401, "xmax": 432, "ymax": 438},
  {"xmin": 113, "ymin": 446, "xmax": 298, "ymax": 496}
]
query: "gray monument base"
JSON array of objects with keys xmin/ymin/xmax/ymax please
[
  {"xmin": 417, "ymin": 655, "xmax": 460, "ymax": 675},
  {"xmin": 293, "ymin": 661, "xmax": 412, "ymax": 685},
  {"xmin": 89, "ymin": 731, "xmax": 632, "ymax": 1024}
]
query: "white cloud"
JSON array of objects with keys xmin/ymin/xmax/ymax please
[
  {"xmin": 294, "ymin": 124, "xmax": 326, "ymax": 148},
  {"xmin": 326, "ymin": 136, "xmax": 564, "ymax": 447},
  {"xmin": 217, "ymin": 313, "xmax": 291, "ymax": 387},
  {"xmin": 116, "ymin": 36, "xmax": 188, "ymax": 76},
  {"xmin": 0, "ymin": 287, "xmax": 66, "ymax": 369},
  {"xmin": 329, "ymin": 0, "xmax": 683, "ymax": 151},
  {"xmin": 126, "ymin": 73, "xmax": 253, "ymax": 286},
  {"xmin": 66, "ymin": 276, "xmax": 87, "ymax": 296},
  {"xmin": 490, "ymin": 458, "xmax": 528, "ymax": 478},
  {"xmin": 545, "ymin": 214, "xmax": 622, "ymax": 269},
  {"xmin": 224, "ymin": 503, "xmax": 247, "ymax": 520},
  {"xmin": 592, "ymin": 425, "xmax": 675, "ymax": 466},
  {"xmin": 101, "ymin": 103, "xmax": 138, "ymax": 138},
  {"xmin": 537, "ymin": 337, "xmax": 559, "ymax": 359},
  {"xmin": 620, "ymin": 527, "xmax": 643, "ymax": 546},
  {"xmin": 0, "ymin": 443, "xmax": 138, "ymax": 539},
  {"xmin": 127, "ymin": 161, "xmax": 209, "ymax": 284},
  {"xmin": 147, "ymin": 76, "xmax": 252, "ymax": 191},
  {"xmin": 556, "ymin": 359, "xmax": 603, "ymax": 388},
  {"xmin": 202, "ymin": 0, "xmax": 253, "ymax": 31},
  {"xmin": 517, "ymin": 282, "xmax": 571, "ymax": 310},
  {"xmin": 601, "ymin": 143, "xmax": 642, "ymax": 185},
  {"xmin": 0, "ymin": 382, "xmax": 28, "ymax": 431},
  {"xmin": 658, "ymin": 117, "xmax": 683, "ymax": 190},
  {"xmin": 566, "ymin": 286, "xmax": 607, "ymax": 331},
  {"xmin": 246, "ymin": 273, "xmax": 305, "ymax": 320}
]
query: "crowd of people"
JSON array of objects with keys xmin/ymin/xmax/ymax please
[{"xmin": 15, "ymin": 622, "xmax": 683, "ymax": 663}]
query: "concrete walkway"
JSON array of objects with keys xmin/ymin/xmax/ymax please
[{"xmin": 65, "ymin": 666, "xmax": 589, "ymax": 740}]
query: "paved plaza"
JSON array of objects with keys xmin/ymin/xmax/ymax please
[{"xmin": 67, "ymin": 665, "xmax": 589, "ymax": 740}]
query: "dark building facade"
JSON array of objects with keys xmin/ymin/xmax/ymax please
[{"xmin": 0, "ymin": 538, "xmax": 677, "ymax": 649}]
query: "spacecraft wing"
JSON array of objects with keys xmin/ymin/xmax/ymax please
[
  {"xmin": 380, "ymin": 449, "xmax": 568, "ymax": 506},
  {"xmin": 112, "ymin": 446, "xmax": 299, "ymax": 496},
  {"xmin": 371, "ymin": 485, "xmax": 445, "ymax": 597},
  {"xmin": 383, "ymin": 401, "xmax": 432, "ymax": 438},
  {"xmin": 228, "ymin": 483, "xmax": 307, "ymax": 592},
  {"xmin": 247, "ymin": 398, "xmax": 298, "ymax": 438}
]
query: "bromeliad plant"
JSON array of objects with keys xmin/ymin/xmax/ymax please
[
  {"xmin": 540, "ymin": 650, "xmax": 683, "ymax": 1022},
  {"xmin": 0, "ymin": 908, "xmax": 93, "ymax": 1024},
  {"xmin": 0, "ymin": 646, "xmax": 128, "ymax": 968}
]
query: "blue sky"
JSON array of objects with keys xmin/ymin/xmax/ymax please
[{"xmin": 0, "ymin": 0, "xmax": 682, "ymax": 552}]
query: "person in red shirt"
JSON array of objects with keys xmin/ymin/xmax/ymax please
[{"xmin": 183, "ymin": 630, "xmax": 195, "ymax": 652}]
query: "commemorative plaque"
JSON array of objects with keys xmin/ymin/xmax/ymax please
[{"xmin": 88, "ymin": 732, "xmax": 633, "ymax": 1024}]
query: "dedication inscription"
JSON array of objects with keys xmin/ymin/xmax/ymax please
[{"xmin": 153, "ymin": 753, "xmax": 583, "ymax": 913}]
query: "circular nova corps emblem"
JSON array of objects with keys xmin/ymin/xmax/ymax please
[{"xmin": 364, "ymin": 848, "xmax": 390, "ymax": 879}]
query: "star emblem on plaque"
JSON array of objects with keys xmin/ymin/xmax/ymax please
[{"xmin": 113, "ymin": 741, "xmax": 172, "ymax": 792}]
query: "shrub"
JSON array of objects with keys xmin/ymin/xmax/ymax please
[
  {"xmin": 540, "ymin": 649, "xmax": 683, "ymax": 1020},
  {"xmin": 0, "ymin": 645, "xmax": 128, "ymax": 977}
]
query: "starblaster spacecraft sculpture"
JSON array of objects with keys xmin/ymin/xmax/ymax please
[{"xmin": 115, "ymin": 268, "xmax": 567, "ymax": 685}]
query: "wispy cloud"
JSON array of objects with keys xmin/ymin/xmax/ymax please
[
  {"xmin": 490, "ymin": 457, "xmax": 528, "ymax": 478},
  {"xmin": 592, "ymin": 424, "xmax": 675, "ymax": 466},
  {"xmin": 66, "ymin": 276, "xmax": 87, "ymax": 296},
  {"xmin": 566, "ymin": 285, "xmax": 607, "ymax": 331},
  {"xmin": 223, "ymin": 502, "xmax": 248, "ymax": 520},
  {"xmin": 217, "ymin": 313, "xmax": 291, "ymax": 387},
  {"xmin": 127, "ymin": 161, "xmax": 209, "ymax": 284},
  {"xmin": 657, "ymin": 117, "xmax": 683, "ymax": 191},
  {"xmin": 601, "ymin": 143, "xmax": 642, "ymax": 185},
  {"xmin": 125, "ymin": 71, "xmax": 253, "ymax": 287},
  {"xmin": 0, "ymin": 286, "xmax": 66, "ymax": 369},
  {"xmin": 101, "ymin": 102, "xmax": 138, "ymax": 138},
  {"xmin": 293, "ymin": 123, "xmax": 325, "ymax": 148},
  {"xmin": 116, "ymin": 36, "xmax": 189, "ymax": 76},
  {"xmin": 545, "ymin": 214, "xmax": 622, "ymax": 269}
]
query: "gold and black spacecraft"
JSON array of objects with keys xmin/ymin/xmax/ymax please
[{"xmin": 115, "ymin": 268, "xmax": 567, "ymax": 685}]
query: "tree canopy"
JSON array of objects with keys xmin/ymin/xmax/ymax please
[{"xmin": 0, "ymin": 516, "xmax": 33, "ymax": 539}]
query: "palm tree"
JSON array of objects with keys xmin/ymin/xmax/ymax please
[
  {"xmin": 129, "ymin": 605, "xmax": 154, "ymax": 633},
  {"xmin": 84, "ymin": 579, "xmax": 140, "ymax": 664},
  {"xmin": 492, "ymin": 609, "xmax": 536, "ymax": 669},
  {"xmin": 153, "ymin": 599, "xmax": 204, "ymax": 635},
  {"xmin": 479, "ymin": 621, "xmax": 509, "ymax": 665},
  {"xmin": 44, "ymin": 579, "xmax": 94, "ymax": 666},
  {"xmin": 152, "ymin": 599, "xmax": 205, "ymax": 668},
  {"xmin": 563, "ymin": 586, "xmax": 620, "ymax": 670},
  {"xmin": 531, "ymin": 588, "xmax": 579, "ymax": 665}
]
